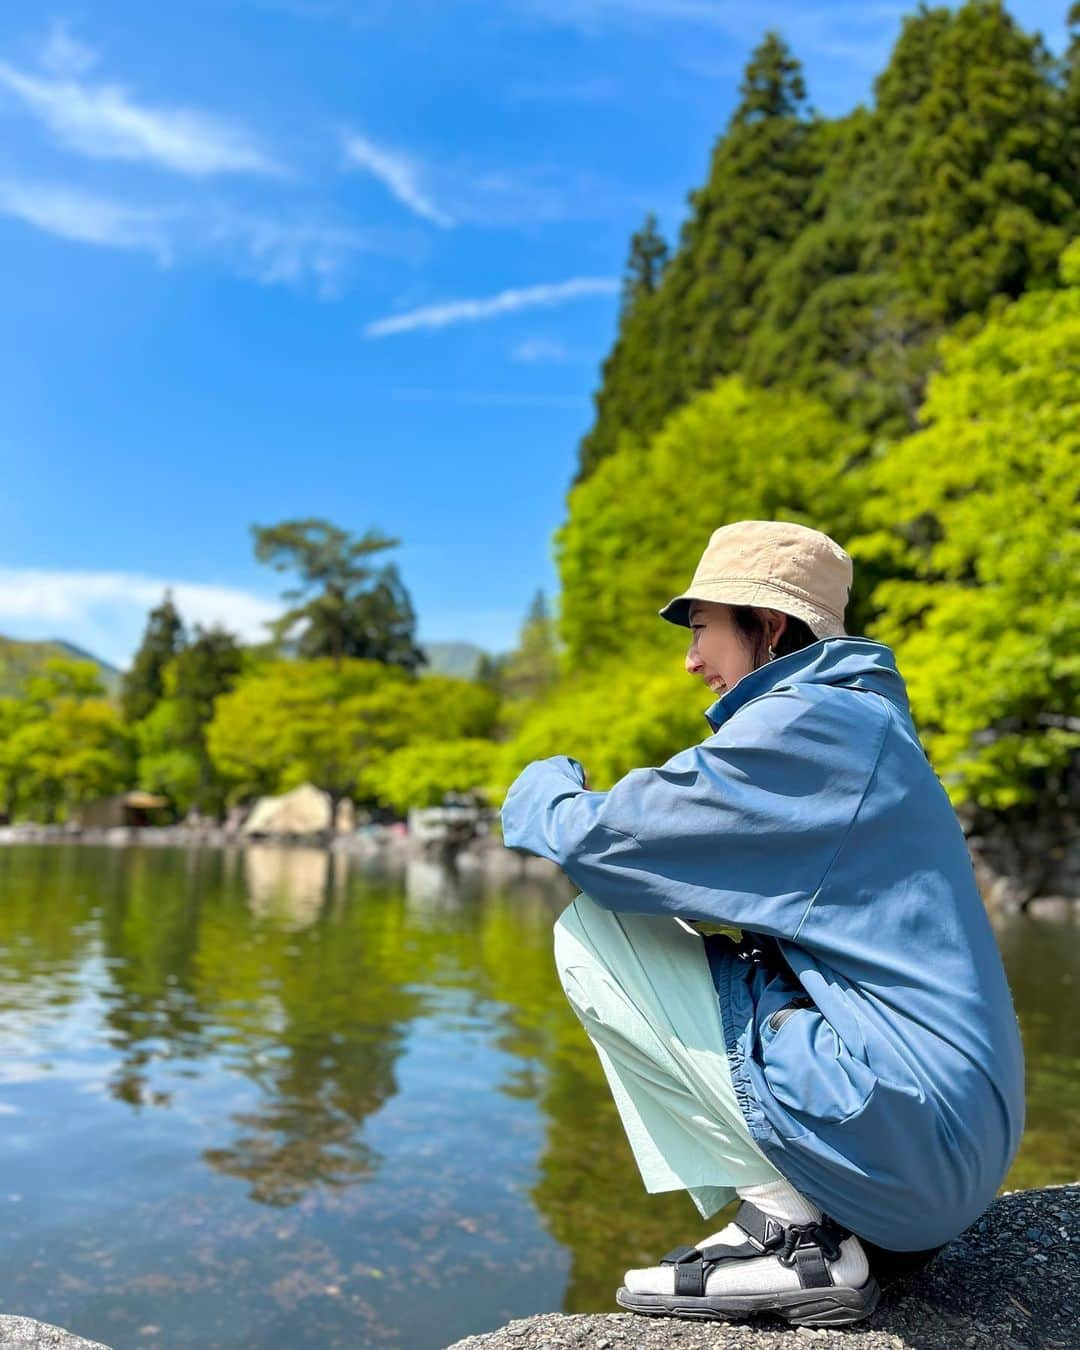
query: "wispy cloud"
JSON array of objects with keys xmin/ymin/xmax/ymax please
[
  {"xmin": 342, "ymin": 130, "xmax": 453, "ymax": 226},
  {"xmin": 511, "ymin": 337, "xmax": 569, "ymax": 363},
  {"xmin": 0, "ymin": 179, "xmax": 174, "ymax": 263},
  {"xmin": 364, "ymin": 277, "xmax": 618, "ymax": 337},
  {"xmin": 0, "ymin": 177, "xmax": 368, "ymax": 294},
  {"xmin": 0, "ymin": 40, "xmax": 278, "ymax": 176},
  {"xmin": 0, "ymin": 568, "xmax": 281, "ymax": 669},
  {"xmin": 40, "ymin": 20, "xmax": 97, "ymax": 78}
]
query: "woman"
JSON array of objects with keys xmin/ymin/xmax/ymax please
[{"xmin": 501, "ymin": 519, "xmax": 1025, "ymax": 1329}]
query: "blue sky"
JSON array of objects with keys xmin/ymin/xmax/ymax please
[{"xmin": 0, "ymin": 1, "xmax": 1069, "ymax": 668}]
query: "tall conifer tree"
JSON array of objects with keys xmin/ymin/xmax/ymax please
[
  {"xmin": 576, "ymin": 32, "xmax": 817, "ymax": 479},
  {"xmin": 121, "ymin": 591, "xmax": 185, "ymax": 724},
  {"xmin": 577, "ymin": 215, "xmax": 670, "ymax": 480}
]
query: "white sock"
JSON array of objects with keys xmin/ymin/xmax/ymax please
[
  {"xmin": 623, "ymin": 1177, "xmax": 869, "ymax": 1297},
  {"xmin": 736, "ymin": 1177, "xmax": 820, "ymax": 1226}
]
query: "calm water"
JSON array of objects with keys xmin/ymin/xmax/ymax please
[{"xmin": 0, "ymin": 844, "xmax": 1076, "ymax": 1349}]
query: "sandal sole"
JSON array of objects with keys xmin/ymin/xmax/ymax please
[{"xmin": 615, "ymin": 1274, "xmax": 881, "ymax": 1328}]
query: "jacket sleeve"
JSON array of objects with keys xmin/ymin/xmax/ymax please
[{"xmin": 500, "ymin": 689, "xmax": 888, "ymax": 940}]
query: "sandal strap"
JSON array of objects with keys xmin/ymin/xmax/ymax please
[{"xmin": 659, "ymin": 1204, "xmax": 853, "ymax": 1296}]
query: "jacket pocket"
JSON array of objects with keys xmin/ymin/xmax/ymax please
[
  {"xmin": 767, "ymin": 995, "xmax": 814, "ymax": 1032},
  {"xmin": 760, "ymin": 1005, "xmax": 878, "ymax": 1125}
]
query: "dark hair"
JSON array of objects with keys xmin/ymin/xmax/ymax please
[{"xmin": 729, "ymin": 606, "xmax": 819, "ymax": 671}]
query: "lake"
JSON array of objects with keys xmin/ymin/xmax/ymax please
[{"xmin": 0, "ymin": 844, "xmax": 1076, "ymax": 1349}]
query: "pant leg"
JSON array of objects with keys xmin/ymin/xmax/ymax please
[{"xmin": 553, "ymin": 891, "xmax": 783, "ymax": 1219}]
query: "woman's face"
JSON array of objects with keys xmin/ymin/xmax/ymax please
[{"xmin": 685, "ymin": 601, "xmax": 787, "ymax": 696}]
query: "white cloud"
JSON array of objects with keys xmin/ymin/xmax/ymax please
[
  {"xmin": 511, "ymin": 337, "xmax": 569, "ymax": 364},
  {"xmin": 364, "ymin": 276, "xmax": 618, "ymax": 337},
  {"xmin": 0, "ymin": 567, "xmax": 281, "ymax": 669},
  {"xmin": 0, "ymin": 177, "xmax": 368, "ymax": 293},
  {"xmin": 200, "ymin": 208, "xmax": 369, "ymax": 295},
  {"xmin": 342, "ymin": 128, "xmax": 629, "ymax": 228},
  {"xmin": 40, "ymin": 21, "xmax": 98, "ymax": 78},
  {"xmin": 0, "ymin": 50, "xmax": 278, "ymax": 177},
  {"xmin": 0, "ymin": 179, "xmax": 174, "ymax": 263},
  {"xmin": 342, "ymin": 130, "xmax": 453, "ymax": 227}
]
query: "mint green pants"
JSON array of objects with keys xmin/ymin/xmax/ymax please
[{"xmin": 553, "ymin": 892, "xmax": 783, "ymax": 1219}]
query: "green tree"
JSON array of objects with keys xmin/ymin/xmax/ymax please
[
  {"xmin": 558, "ymin": 377, "xmax": 867, "ymax": 668},
  {"xmin": 577, "ymin": 32, "xmax": 818, "ymax": 477},
  {"xmin": 136, "ymin": 625, "xmax": 246, "ymax": 817},
  {"xmin": 747, "ymin": 1, "xmax": 1076, "ymax": 433},
  {"xmin": 121, "ymin": 591, "xmax": 185, "ymax": 723},
  {"xmin": 576, "ymin": 216, "xmax": 670, "ymax": 481},
  {"xmin": 497, "ymin": 590, "xmax": 562, "ymax": 704},
  {"xmin": 2, "ymin": 659, "xmax": 133, "ymax": 821},
  {"xmin": 206, "ymin": 658, "xmax": 418, "ymax": 812},
  {"xmin": 851, "ymin": 238, "xmax": 1080, "ymax": 813},
  {"xmin": 252, "ymin": 518, "xmax": 425, "ymax": 670},
  {"xmin": 368, "ymin": 738, "xmax": 498, "ymax": 812}
]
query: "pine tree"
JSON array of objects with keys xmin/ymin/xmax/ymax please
[
  {"xmin": 121, "ymin": 591, "xmax": 185, "ymax": 724},
  {"xmin": 746, "ymin": 1, "xmax": 1076, "ymax": 434},
  {"xmin": 575, "ymin": 32, "xmax": 818, "ymax": 479},
  {"xmin": 498, "ymin": 590, "xmax": 561, "ymax": 703},
  {"xmin": 577, "ymin": 216, "xmax": 669, "ymax": 480},
  {"xmin": 1065, "ymin": 3, "xmax": 1080, "ymax": 185},
  {"xmin": 252, "ymin": 518, "xmax": 426, "ymax": 671}
]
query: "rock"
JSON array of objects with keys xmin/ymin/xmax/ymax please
[
  {"xmin": 241, "ymin": 783, "xmax": 332, "ymax": 837},
  {"xmin": 445, "ymin": 1184, "xmax": 1079, "ymax": 1350},
  {"xmin": 0, "ymin": 1316, "xmax": 111, "ymax": 1348}
]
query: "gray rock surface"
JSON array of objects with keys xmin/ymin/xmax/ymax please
[
  {"xmin": 447, "ymin": 1183, "xmax": 1078, "ymax": 1350},
  {"xmin": 0, "ymin": 1317, "xmax": 111, "ymax": 1349}
]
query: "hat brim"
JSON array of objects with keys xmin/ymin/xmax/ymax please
[{"xmin": 657, "ymin": 584, "xmax": 845, "ymax": 640}]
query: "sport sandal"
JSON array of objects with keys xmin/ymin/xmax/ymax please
[{"xmin": 616, "ymin": 1200, "xmax": 880, "ymax": 1328}]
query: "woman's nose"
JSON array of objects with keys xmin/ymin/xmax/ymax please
[{"xmin": 686, "ymin": 646, "xmax": 703, "ymax": 675}]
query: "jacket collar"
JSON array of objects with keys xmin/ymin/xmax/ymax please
[{"xmin": 703, "ymin": 636, "xmax": 910, "ymax": 732}]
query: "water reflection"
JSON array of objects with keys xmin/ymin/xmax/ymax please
[
  {"xmin": 244, "ymin": 845, "xmax": 340, "ymax": 930},
  {"xmin": 0, "ymin": 843, "xmax": 1076, "ymax": 1348}
]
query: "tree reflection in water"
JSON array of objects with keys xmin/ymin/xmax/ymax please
[{"xmin": 0, "ymin": 843, "xmax": 1075, "ymax": 1344}]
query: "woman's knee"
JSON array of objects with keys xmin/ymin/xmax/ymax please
[{"xmin": 553, "ymin": 892, "xmax": 618, "ymax": 978}]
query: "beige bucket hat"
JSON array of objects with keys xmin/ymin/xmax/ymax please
[{"xmin": 658, "ymin": 519, "xmax": 852, "ymax": 639}]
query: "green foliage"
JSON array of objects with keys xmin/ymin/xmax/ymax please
[
  {"xmin": 252, "ymin": 517, "xmax": 425, "ymax": 670},
  {"xmin": 579, "ymin": 3, "xmax": 1079, "ymax": 475},
  {"xmin": 206, "ymin": 658, "xmax": 416, "ymax": 805},
  {"xmin": 121, "ymin": 591, "xmax": 184, "ymax": 723},
  {"xmin": 496, "ymin": 660, "xmax": 705, "ymax": 796},
  {"xmin": 136, "ymin": 625, "xmax": 245, "ymax": 817},
  {"xmin": 851, "ymin": 240, "xmax": 1080, "ymax": 810},
  {"xmin": 413, "ymin": 674, "xmax": 500, "ymax": 740},
  {"xmin": 368, "ymin": 738, "xmax": 498, "ymax": 812},
  {"xmin": 578, "ymin": 32, "xmax": 818, "ymax": 478},
  {"xmin": 558, "ymin": 377, "xmax": 867, "ymax": 668},
  {"xmin": 0, "ymin": 659, "xmax": 133, "ymax": 821},
  {"xmin": 496, "ymin": 590, "xmax": 561, "ymax": 705},
  {"xmin": 206, "ymin": 659, "xmax": 497, "ymax": 806},
  {"xmin": 0, "ymin": 635, "xmax": 121, "ymax": 700}
]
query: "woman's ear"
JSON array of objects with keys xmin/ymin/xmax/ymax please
[{"xmin": 768, "ymin": 610, "xmax": 789, "ymax": 646}]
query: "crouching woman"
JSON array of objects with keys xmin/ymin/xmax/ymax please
[{"xmin": 500, "ymin": 519, "xmax": 1024, "ymax": 1329}]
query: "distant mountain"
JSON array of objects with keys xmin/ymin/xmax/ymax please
[
  {"xmin": 0, "ymin": 635, "xmax": 122, "ymax": 699},
  {"xmin": 419, "ymin": 641, "xmax": 494, "ymax": 681}
]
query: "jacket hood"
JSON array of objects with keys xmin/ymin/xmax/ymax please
[{"xmin": 704, "ymin": 636, "xmax": 910, "ymax": 732}]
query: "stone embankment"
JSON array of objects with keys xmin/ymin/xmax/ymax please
[{"xmin": 446, "ymin": 1183, "xmax": 1078, "ymax": 1350}]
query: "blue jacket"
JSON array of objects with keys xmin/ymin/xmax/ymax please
[{"xmin": 500, "ymin": 637, "xmax": 1025, "ymax": 1250}]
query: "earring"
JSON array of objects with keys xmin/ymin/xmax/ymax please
[{"xmin": 767, "ymin": 644, "xmax": 776, "ymax": 661}]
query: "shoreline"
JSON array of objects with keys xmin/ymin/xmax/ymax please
[{"xmin": 0, "ymin": 821, "xmax": 1074, "ymax": 910}]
